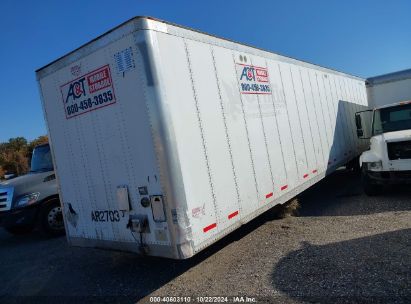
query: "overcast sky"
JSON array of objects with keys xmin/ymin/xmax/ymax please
[{"xmin": 0, "ymin": 0, "xmax": 410, "ymax": 142}]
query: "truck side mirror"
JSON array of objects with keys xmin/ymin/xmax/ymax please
[
  {"xmin": 355, "ymin": 109, "xmax": 373, "ymax": 139},
  {"xmin": 355, "ymin": 113, "xmax": 363, "ymax": 138}
]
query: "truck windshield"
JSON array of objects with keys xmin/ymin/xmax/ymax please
[
  {"xmin": 30, "ymin": 144, "xmax": 54, "ymax": 173},
  {"xmin": 373, "ymin": 104, "xmax": 411, "ymax": 136}
]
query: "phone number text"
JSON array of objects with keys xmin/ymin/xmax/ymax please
[{"xmin": 66, "ymin": 89, "xmax": 114, "ymax": 116}]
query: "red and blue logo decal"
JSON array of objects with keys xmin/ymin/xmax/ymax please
[
  {"xmin": 237, "ymin": 63, "xmax": 271, "ymax": 95},
  {"xmin": 60, "ymin": 65, "xmax": 116, "ymax": 119}
]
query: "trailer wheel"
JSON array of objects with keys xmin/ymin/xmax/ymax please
[
  {"xmin": 361, "ymin": 166, "xmax": 382, "ymax": 196},
  {"xmin": 41, "ymin": 198, "xmax": 65, "ymax": 237}
]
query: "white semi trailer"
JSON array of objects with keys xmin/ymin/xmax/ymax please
[
  {"xmin": 36, "ymin": 17, "xmax": 368, "ymax": 259},
  {"xmin": 366, "ymin": 69, "xmax": 411, "ymax": 108}
]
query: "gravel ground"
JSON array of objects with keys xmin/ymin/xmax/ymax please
[{"xmin": 0, "ymin": 169, "xmax": 410, "ymax": 304}]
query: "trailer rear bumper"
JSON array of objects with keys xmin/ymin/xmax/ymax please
[
  {"xmin": 69, "ymin": 236, "xmax": 180, "ymax": 259},
  {"xmin": 366, "ymin": 170, "xmax": 411, "ymax": 184}
]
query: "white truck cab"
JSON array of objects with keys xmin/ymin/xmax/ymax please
[{"xmin": 356, "ymin": 101, "xmax": 411, "ymax": 195}]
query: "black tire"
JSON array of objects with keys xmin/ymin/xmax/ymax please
[
  {"xmin": 4, "ymin": 225, "xmax": 34, "ymax": 235},
  {"xmin": 361, "ymin": 166, "xmax": 382, "ymax": 196},
  {"xmin": 347, "ymin": 157, "xmax": 361, "ymax": 173},
  {"xmin": 40, "ymin": 198, "xmax": 65, "ymax": 237},
  {"xmin": 352, "ymin": 158, "xmax": 361, "ymax": 173}
]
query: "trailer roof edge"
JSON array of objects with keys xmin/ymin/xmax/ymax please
[
  {"xmin": 36, "ymin": 16, "xmax": 364, "ymax": 81},
  {"xmin": 366, "ymin": 68, "xmax": 411, "ymax": 86}
]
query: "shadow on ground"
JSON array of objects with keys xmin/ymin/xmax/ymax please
[
  {"xmin": 272, "ymin": 229, "xmax": 411, "ymax": 303},
  {"xmin": 298, "ymin": 168, "xmax": 411, "ymax": 217}
]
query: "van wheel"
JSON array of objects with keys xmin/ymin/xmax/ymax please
[
  {"xmin": 5, "ymin": 225, "xmax": 34, "ymax": 235},
  {"xmin": 361, "ymin": 167, "xmax": 382, "ymax": 196},
  {"xmin": 41, "ymin": 198, "xmax": 65, "ymax": 237}
]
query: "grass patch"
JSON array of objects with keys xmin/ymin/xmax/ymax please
[{"xmin": 271, "ymin": 198, "xmax": 300, "ymax": 219}]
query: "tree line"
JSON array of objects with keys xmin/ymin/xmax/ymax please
[{"xmin": 0, "ymin": 136, "xmax": 48, "ymax": 178}]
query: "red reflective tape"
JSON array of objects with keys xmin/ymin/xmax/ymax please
[
  {"xmin": 281, "ymin": 185, "xmax": 288, "ymax": 191},
  {"xmin": 203, "ymin": 223, "xmax": 217, "ymax": 233},
  {"xmin": 228, "ymin": 211, "xmax": 239, "ymax": 219},
  {"xmin": 266, "ymin": 192, "xmax": 273, "ymax": 199},
  {"xmin": 312, "ymin": 169, "xmax": 317, "ymax": 173},
  {"xmin": 303, "ymin": 174, "xmax": 309, "ymax": 178}
]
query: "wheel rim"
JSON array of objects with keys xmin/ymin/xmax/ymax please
[{"xmin": 47, "ymin": 206, "xmax": 64, "ymax": 230}]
